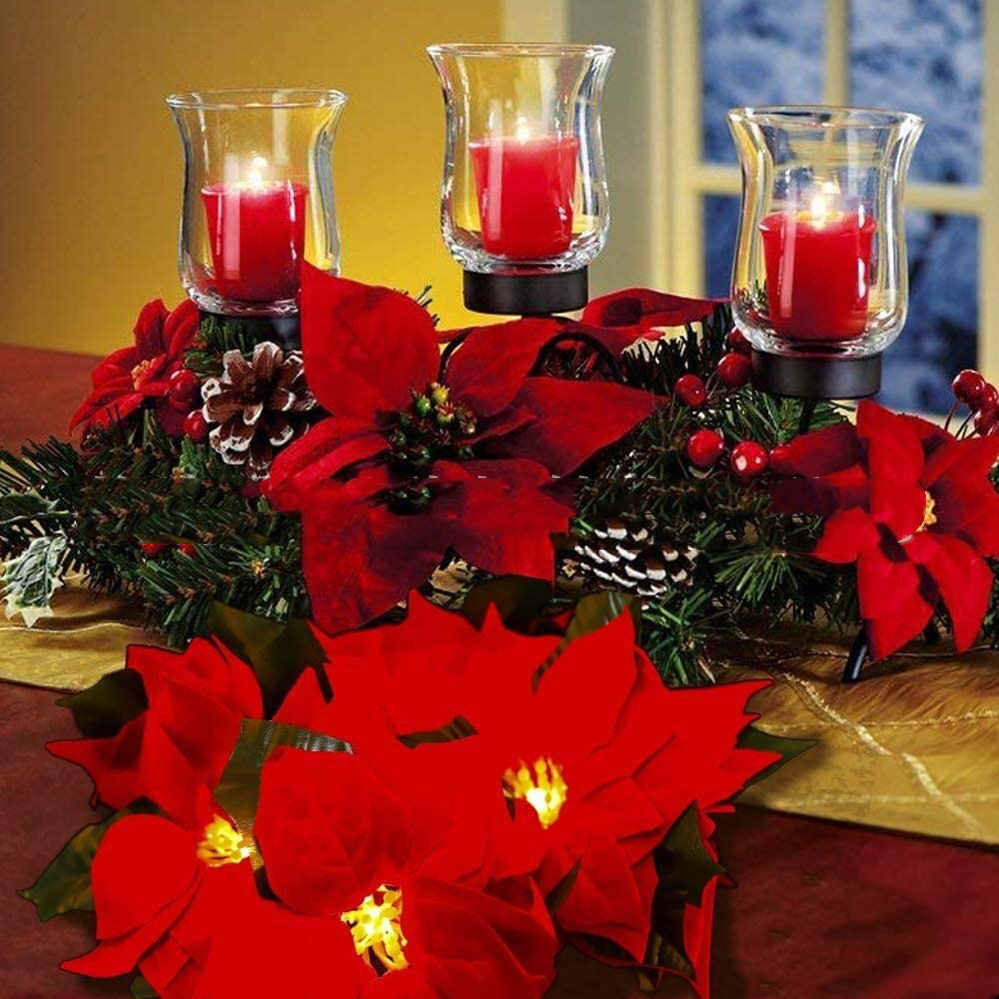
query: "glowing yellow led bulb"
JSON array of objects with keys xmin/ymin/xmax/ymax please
[
  {"xmin": 196, "ymin": 816, "xmax": 251, "ymax": 868},
  {"xmin": 341, "ymin": 885, "xmax": 409, "ymax": 974},
  {"xmin": 503, "ymin": 757, "xmax": 568, "ymax": 829}
]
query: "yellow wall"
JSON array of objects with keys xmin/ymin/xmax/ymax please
[{"xmin": 0, "ymin": 0, "xmax": 503, "ymax": 356}]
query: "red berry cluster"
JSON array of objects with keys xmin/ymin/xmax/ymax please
[
  {"xmin": 952, "ymin": 369, "xmax": 998, "ymax": 436},
  {"xmin": 676, "ymin": 329, "xmax": 768, "ymax": 483}
]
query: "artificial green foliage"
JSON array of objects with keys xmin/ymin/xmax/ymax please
[
  {"xmin": 0, "ymin": 382, "xmax": 309, "ymax": 646},
  {"xmin": 57, "ymin": 668, "xmax": 148, "ymax": 739},
  {"xmin": 572, "ymin": 305, "xmax": 851, "ymax": 683}
]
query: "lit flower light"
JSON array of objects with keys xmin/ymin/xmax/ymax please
[
  {"xmin": 341, "ymin": 884, "xmax": 409, "ymax": 974},
  {"xmin": 197, "ymin": 815, "xmax": 252, "ymax": 867},
  {"xmin": 503, "ymin": 758, "xmax": 568, "ymax": 830}
]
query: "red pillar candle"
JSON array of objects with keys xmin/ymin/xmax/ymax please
[
  {"xmin": 202, "ymin": 178, "xmax": 308, "ymax": 303},
  {"xmin": 760, "ymin": 207, "xmax": 876, "ymax": 341},
  {"xmin": 470, "ymin": 135, "xmax": 578, "ymax": 259}
]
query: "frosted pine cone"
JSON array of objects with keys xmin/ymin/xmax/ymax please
[
  {"xmin": 573, "ymin": 512, "xmax": 699, "ymax": 599},
  {"xmin": 201, "ymin": 342, "xmax": 315, "ymax": 479}
]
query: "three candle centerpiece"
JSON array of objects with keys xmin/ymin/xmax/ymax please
[{"xmin": 166, "ymin": 78, "xmax": 922, "ymax": 402}]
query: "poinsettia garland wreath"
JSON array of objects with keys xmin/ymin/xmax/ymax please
[
  {"xmin": 22, "ymin": 593, "xmax": 790, "ymax": 997},
  {"xmin": 2, "ymin": 273, "xmax": 999, "ymax": 679}
]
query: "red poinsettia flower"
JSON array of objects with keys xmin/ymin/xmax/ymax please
[
  {"xmin": 61, "ymin": 794, "xmax": 255, "ymax": 991},
  {"xmin": 70, "ymin": 298, "xmax": 200, "ymax": 436},
  {"xmin": 772, "ymin": 401, "xmax": 999, "ymax": 658},
  {"xmin": 50, "ymin": 639, "xmax": 262, "ymax": 827},
  {"xmin": 274, "ymin": 593, "xmax": 774, "ymax": 991},
  {"xmin": 263, "ymin": 264, "xmax": 662, "ymax": 634},
  {"xmin": 579, "ymin": 287, "xmax": 727, "ymax": 354},
  {"xmin": 255, "ymin": 747, "xmax": 559, "ymax": 999}
]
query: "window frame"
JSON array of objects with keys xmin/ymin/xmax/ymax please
[{"xmin": 503, "ymin": 0, "xmax": 998, "ymax": 383}]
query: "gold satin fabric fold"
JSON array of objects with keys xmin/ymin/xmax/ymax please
[{"xmin": 1, "ymin": 586, "xmax": 996, "ymax": 844}]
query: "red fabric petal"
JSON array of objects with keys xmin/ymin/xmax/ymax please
[
  {"xmin": 163, "ymin": 299, "xmax": 200, "ymax": 360},
  {"xmin": 484, "ymin": 378, "xmax": 661, "ymax": 475},
  {"xmin": 132, "ymin": 300, "xmax": 169, "ymax": 359},
  {"xmin": 856, "ymin": 547, "xmax": 934, "ymax": 659},
  {"xmin": 296, "ymin": 474, "xmax": 445, "ymax": 633},
  {"xmin": 812, "ymin": 508, "xmax": 880, "ymax": 563},
  {"xmin": 431, "ymin": 459, "xmax": 573, "ymax": 581},
  {"xmin": 255, "ymin": 748, "xmax": 431, "ymax": 915},
  {"xmin": 582, "ymin": 287, "xmax": 723, "ymax": 330},
  {"xmin": 299, "ymin": 263, "xmax": 439, "ymax": 419},
  {"xmin": 553, "ymin": 835, "xmax": 653, "ymax": 960},
  {"xmin": 769, "ymin": 422, "xmax": 862, "ymax": 477},
  {"xmin": 61, "ymin": 890, "xmax": 194, "ymax": 979},
  {"xmin": 444, "ymin": 318, "xmax": 564, "ymax": 417},
  {"xmin": 407, "ymin": 877, "xmax": 557, "ymax": 999},
  {"xmin": 905, "ymin": 533, "xmax": 993, "ymax": 651},
  {"xmin": 89, "ymin": 815, "xmax": 200, "ymax": 941},
  {"xmin": 263, "ymin": 417, "xmax": 386, "ymax": 512}
]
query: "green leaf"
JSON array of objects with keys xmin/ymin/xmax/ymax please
[
  {"xmin": 564, "ymin": 591, "xmax": 641, "ymax": 644},
  {"xmin": 214, "ymin": 719, "xmax": 351, "ymax": 865},
  {"xmin": 643, "ymin": 804, "xmax": 727, "ymax": 976},
  {"xmin": 656, "ymin": 804, "xmax": 727, "ymax": 908},
  {"xmin": 459, "ymin": 575, "xmax": 554, "ymax": 632},
  {"xmin": 203, "ymin": 602, "xmax": 325, "ymax": 716},
  {"xmin": 56, "ymin": 668, "xmax": 148, "ymax": 738},
  {"xmin": 19, "ymin": 803, "xmax": 156, "ymax": 921},
  {"xmin": 737, "ymin": 725, "xmax": 814, "ymax": 787},
  {"xmin": 131, "ymin": 975, "xmax": 157, "ymax": 997},
  {"xmin": 1, "ymin": 532, "xmax": 68, "ymax": 626}
]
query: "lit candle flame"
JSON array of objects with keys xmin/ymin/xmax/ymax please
[
  {"xmin": 247, "ymin": 155, "xmax": 269, "ymax": 189},
  {"xmin": 514, "ymin": 117, "xmax": 531, "ymax": 144},
  {"xmin": 808, "ymin": 180, "xmax": 842, "ymax": 227}
]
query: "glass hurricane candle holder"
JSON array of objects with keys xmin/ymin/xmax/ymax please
[
  {"xmin": 428, "ymin": 43, "xmax": 614, "ymax": 315},
  {"xmin": 728, "ymin": 107, "xmax": 923, "ymax": 398},
  {"xmin": 167, "ymin": 89, "xmax": 347, "ymax": 318}
]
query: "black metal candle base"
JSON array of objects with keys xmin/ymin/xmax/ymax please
[
  {"xmin": 463, "ymin": 268, "xmax": 588, "ymax": 316},
  {"xmin": 751, "ymin": 349, "xmax": 882, "ymax": 400},
  {"xmin": 198, "ymin": 310, "xmax": 301, "ymax": 351}
]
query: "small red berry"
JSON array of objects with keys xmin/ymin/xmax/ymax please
[
  {"xmin": 139, "ymin": 541, "xmax": 168, "ymax": 556},
  {"xmin": 686, "ymin": 429, "xmax": 725, "ymax": 469},
  {"xmin": 975, "ymin": 383, "xmax": 999, "ymax": 415},
  {"xmin": 177, "ymin": 542, "xmax": 197, "ymax": 557},
  {"xmin": 952, "ymin": 369, "xmax": 987, "ymax": 407},
  {"xmin": 730, "ymin": 440, "xmax": 769, "ymax": 481},
  {"xmin": 726, "ymin": 328, "xmax": 751, "ymax": 356},
  {"xmin": 974, "ymin": 408, "xmax": 998, "ymax": 436},
  {"xmin": 716, "ymin": 351, "xmax": 752, "ymax": 388},
  {"xmin": 674, "ymin": 374, "xmax": 707, "ymax": 407},
  {"xmin": 183, "ymin": 409, "xmax": 209, "ymax": 442},
  {"xmin": 168, "ymin": 368, "xmax": 201, "ymax": 412}
]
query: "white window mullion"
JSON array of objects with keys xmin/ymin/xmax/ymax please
[{"xmin": 980, "ymin": 1, "xmax": 999, "ymax": 383}]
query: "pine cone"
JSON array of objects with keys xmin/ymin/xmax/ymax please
[
  {"xmin": 572, "ymin": 513, "xmax": 699, "ymax": 599},
  {"xmin": 201, "ymin": 342, "xmax": 315, "ymax": 479}
]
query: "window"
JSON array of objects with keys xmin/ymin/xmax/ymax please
[{"xmin": 506, "ymin": 0, "xmax": 996, "ymax": 413}]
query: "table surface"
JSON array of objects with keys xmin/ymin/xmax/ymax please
[{"xmin": 2, "ymin": 345, "xmax": 999, "ymax": 998}]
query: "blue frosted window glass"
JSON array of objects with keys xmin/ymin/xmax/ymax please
[
  {"xmin": 703, "ymin": 195, "xmax": 741, "ymax": 298},
  {"xmin": 880, "ymin": 213, "xmax": 979, "ymax": 413},
  {"xmin": 701, "ymin": 0, "xmax": 825, "ymax": 164},
  {"xmin": 850, "ymin": 0, "xmax": 983, "ymax": 184}
]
